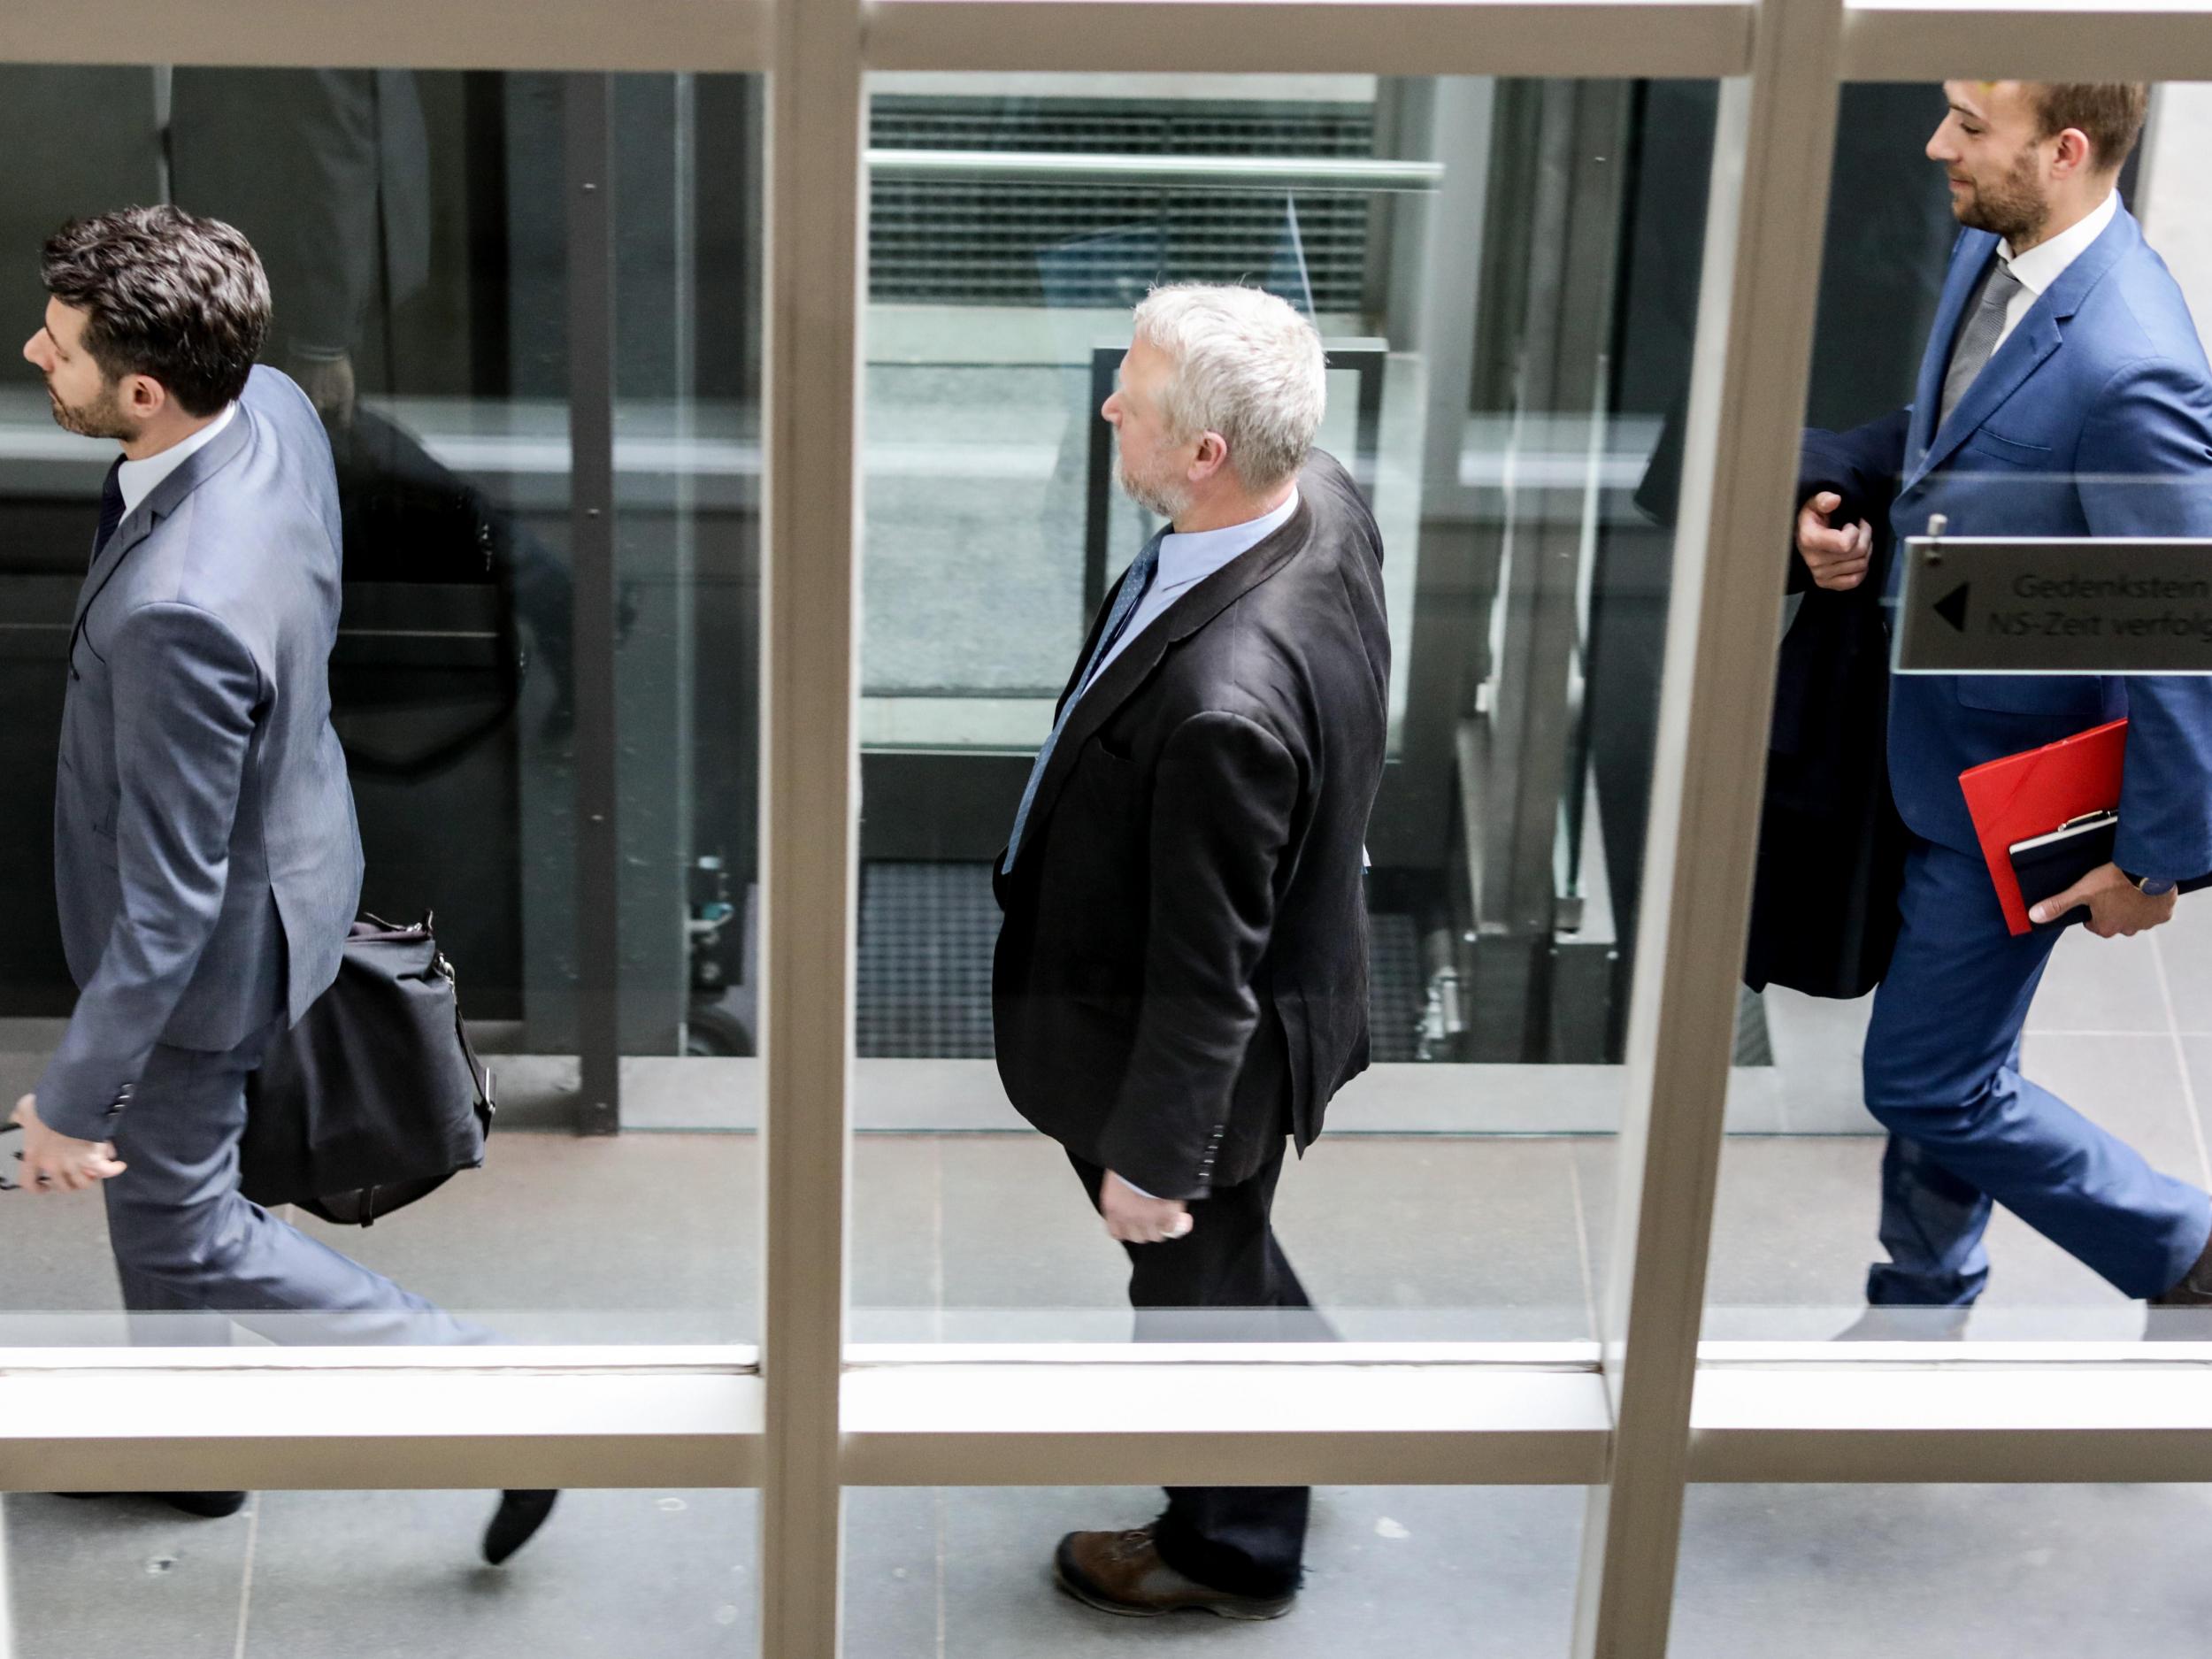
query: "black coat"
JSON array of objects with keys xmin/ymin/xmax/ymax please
[
  {"xmin": 992, "ymin": 451, "xmax": 1390, "ymax": 1198},
  {"xmin": 1741, "ymin": 412, "xmax": 1915, "ymax": 999}
]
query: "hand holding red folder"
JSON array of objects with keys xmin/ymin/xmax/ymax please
[{"xmin": 1958, "ymin": 719, "xmax": 2128, "ymax": 937}]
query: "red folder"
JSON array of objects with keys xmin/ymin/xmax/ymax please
[{"xmin": 1958, "ymin": 718, "xmax": 2127, "ymax": 936}]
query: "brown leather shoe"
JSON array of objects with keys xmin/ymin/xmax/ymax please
[{"xmin": 1053, "ymin": 1525, "xmax": 1294, "ymax": 1620}]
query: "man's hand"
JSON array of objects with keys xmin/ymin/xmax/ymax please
[
  {"xmin": 1796, "ymin": 492, "xmax": 1875, "ymax": 591},
  {"xmin": 2029, "ymin": 862, "xmax": 2177, "ymax": 938},
  {"xmin": 10, "ymin": 1094, "xmax": 126, "ymax": 1194},
  {"xmin": 1101, "ymin": 1171, "xmax": 1193, "ymax": 1245}
]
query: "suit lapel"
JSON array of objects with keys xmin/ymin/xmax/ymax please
[
  {"xmin": 1013, "ymin": 496, "xmax": 1310, "ymax": 864},
  {"xmin": 1907, "ymin": 204, "xmax": 2140, "ymax": 489},
  {"xmin": 72, "ymin": 403, "xmax": 255, "ymax": 633},
  {"xmin": 1909, "ymin": 231, "xmax": 1999, "ymax": 467},
  {"xmin": 1910, "ymin": 311, "xmax": 2062, "ymax": 482}
]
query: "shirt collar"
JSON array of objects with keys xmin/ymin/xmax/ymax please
[
  {"xmin": 116, "ymin": 401, "xmax": 238, "ymax": 519},
  {"xmin": 1156, "ymin": 485, "xmax": 1300, "ymax": 591},
  {"xmin": 2001, "ymin": 189, "xmax": 2119, "ymax": 299}
]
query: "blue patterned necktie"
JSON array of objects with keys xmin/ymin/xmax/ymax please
[
  {"xmin": 1002, "ymin": 532, "xmax": 1164, "ymax": 874},
  {"xmin": 92, "ymin": 457, "xmax": 125, "ymax": 558}
]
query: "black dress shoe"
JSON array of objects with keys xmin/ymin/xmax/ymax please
[
  {"xmin": 59, "ymin": 1490, "xmax": 248, "ymax": 1518},
  {"xmin": 483, "ymin": 1488, "xmax": 559, "ymax": 1564}
]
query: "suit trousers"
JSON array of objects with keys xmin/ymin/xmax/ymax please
[
  {"xmin": 1862, "ymin": 837, "xmax": 2212, "ymax": 1305},
  {"xmin": 101, "ymin": 1018, "xmax": 489, "ymax": 1346},
  {"xmin": 1069, "ymin": 1143, "xmax": 1332, "ymax": 1599}
]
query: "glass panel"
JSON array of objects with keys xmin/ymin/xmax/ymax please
[
  {"xmin": 849, "ymin": 72, "xmax": 1708, "ymax": 1345},
  {"xmin": 1709, "ymin": 81, "xmax": 2212, "ymax": 1342},
  {"xmin": 0, "ymin": 65, "xmax": 763, "ymax": 1345},
  {"xmin": 845, "ymin": 1484, "xmax": 1585, "ymax": 1650},
  {"xmin": 1673, "ymin": 1483, "xmax": 2205, "ymax": 1654},
  {"xmin": 3, "ymin": 1488, "xmax": 757, "ymax": 1655}
]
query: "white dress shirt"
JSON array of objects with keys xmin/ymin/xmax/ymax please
[
  {"xmin": 1992, "ymin": 189, "xmax": 2119, "ymax": 352},
  {"xmin": 1079, "ymin": 485, "xmax": 1302, "ymax": 700},
  {"xmin": 116, "ymin": 402, "xmax": 237, "ymax": 519}
]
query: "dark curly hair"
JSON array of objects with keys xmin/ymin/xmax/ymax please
[{"xmin": 40, "ymin": 205, "xmax": 270, "ymax": 416}]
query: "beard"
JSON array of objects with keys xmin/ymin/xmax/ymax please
[
  {"xmin": 1115, "ymin": 449, "xmax": 1192, "ymax": 522},
  {"xmin": 1952, "ymin": 150, "xmax": 2048, "ymax": 243},
  {"xmin": 46, "ymin": 378, "xmax": 136, "ymax": 442}
]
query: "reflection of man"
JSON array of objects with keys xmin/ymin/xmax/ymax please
[
  {"xmin": 169, "ymin": 68, "xmax": 431, "ymax": 428},
  {"xmin": 993, "ymin": 284, "xmax": 1388, "ymax": 1617},
  {"xmin": 1793, "ymin": 83, "xmax": 2212, "ymax": 1331},
  {"xmin": 12, "ymin": 207, "xmax": 553, "ymax": 1562}
]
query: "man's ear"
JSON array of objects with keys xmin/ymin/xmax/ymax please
[
  {"xmin": 1189, "ymin": 430, "xmax": 1230, "ymax": 483},
  {"xmin": 2050, "ymin": 126, "xmax": 2094, "ymax": 180},
  {"xmin": 121, "ymin": 373, "xmax": 166, "ymax": 421}
]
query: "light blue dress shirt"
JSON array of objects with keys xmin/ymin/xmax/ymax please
[{"xmin": 1078, "ymin": 486, "xmax": 1301, "ymax": 703}]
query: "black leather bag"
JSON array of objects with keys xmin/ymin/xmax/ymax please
[{"xmin": 240, "ymin": 913, "xmax": 494, "ymax": 1225}]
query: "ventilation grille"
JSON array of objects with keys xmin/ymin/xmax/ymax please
[{"xmin": 870, "ymin": 97, "xmax": 1377, "ymax": 311}]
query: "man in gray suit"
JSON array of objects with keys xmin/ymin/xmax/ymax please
[{"xmin": 10, "ymin": 206, "xmax": 552, "ymax": 1563}]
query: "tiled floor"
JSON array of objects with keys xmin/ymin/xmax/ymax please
[{"xmin": 10, "ymin": 905, "xmax": 2212, "ymax": 1652}]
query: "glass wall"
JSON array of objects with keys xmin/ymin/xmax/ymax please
[
  {"xmin": 1707, "ymin": 79, "xmax": 2212, "ymax": 1345},
  {"xmin": 0, "ymin": 65, "xmax": 764, "ymax": 1346},
  {"xmin": 848, "ymin": 72, "xmax": 1717, "ymax": 1345}
]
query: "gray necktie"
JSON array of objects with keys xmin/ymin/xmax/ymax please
[
  {"xmin": 1938, "ymin": 259, "xmax": 2026, "ymax": 432},
  {"xmin": 1001, "ymin": 532, "xmax": 1164, "ymax": 874}
]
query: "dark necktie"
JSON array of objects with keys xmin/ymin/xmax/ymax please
[
  {"xmin": 1938, "ymin": 259, "xmax": 2027, "ymax": 433},
  {"xmin": 1002, "ymin": 532, "xmax": 1164, "ymax": 873},
  {"xmin": 92, "ymin": 457, "xmax": 126, "ymax": 558}
]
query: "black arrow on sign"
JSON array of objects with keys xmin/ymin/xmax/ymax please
[{"xmin": 1933, "ymin": 581, "xmax": 1970, "ymax": 634}]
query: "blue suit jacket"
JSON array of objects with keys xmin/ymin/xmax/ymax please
[
  {"xmin": 37, "ymin": 366, "xmax": 364, "ymax": 1141},
  {"xmin": 1804, "ymin": 203, "xmax": 2212, "ymax": 880}
]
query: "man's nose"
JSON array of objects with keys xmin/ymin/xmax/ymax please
[
  {"xmin": 21, "ymin": 332, "xmax": 45, "ymax": 369},
  {"xmin": 1926, "ymin": 126, "xmax": 1952, "ymax": 163},
  {"xmin": 1101, "ymin": 391, "xmax": 1121, "ymax": 425}
]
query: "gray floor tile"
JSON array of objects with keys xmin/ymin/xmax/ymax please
[
  {"xmin": 293, "ymin": 1132, "xmax": 758, "ymax": 1344},
  {"xmin": 1672, "ymin": 1483, "xmax": 2212, "ymax": 1658},
  {"xmin": 0, "ymin": 1174, "xmax": 127, "ymax": 1317},
  {"xmin": 841, "ymin": 1487, "xmax": 941, "ymax": 1659},
  {"xmin": 237, "ymin": 1488, "xmax": 755, "ymax": 1659},
  {"xmin": 4, "ymin": 1492, "xmax": 249, "ymax": 1659},
  {"xmin": 1273, "ymin": 1139, "xmax": 1594, "ymax": 1340},
  {"xmin": 2027, "ymin": 924, "xmax": 2170, "ymax": 1033},
  {"xmin": 2154, "ymin": 897, "xmax": 2212, "ymax": 1030},
  {"xmin": 895, "ymin": 1485, "xmax": 1580, "ymax": 1658},
  {"xmin": 933, "ymin": 1136, "xmax": 1132, "ymax": 1319}
]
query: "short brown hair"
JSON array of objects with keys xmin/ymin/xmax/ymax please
[
  {"xmin": 40, "ymin": 205, "xmax": 270, "ymax": 417},
  {"xmin": 2027, "ymin": 83, "xmax": 2151, "ymax": 175}
]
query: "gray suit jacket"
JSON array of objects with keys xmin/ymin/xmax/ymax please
[{"xmin": 38, "ymin": 365, "xmax": 364, "ymax": 1141}]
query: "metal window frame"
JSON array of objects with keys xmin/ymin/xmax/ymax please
[{"xmin": 6, "ymin": 4, "xmax": 2212, "ymax": 1657}]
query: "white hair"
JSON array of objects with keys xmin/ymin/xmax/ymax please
[{"xmin": 1130, "ymin": 283, "xmax": 1326, "ymax": 492}]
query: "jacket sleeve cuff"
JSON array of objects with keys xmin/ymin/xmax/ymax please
[{"xmin": 32, "ymin": 1050, "xmax": 134, "ymax": 1144}]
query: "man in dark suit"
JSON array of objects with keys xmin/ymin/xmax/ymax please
[
  {"xmin": 11, "ymin": 206, "xmax": 552, "ymax": 1562},
  {"xmin": 1793, "ymin": 83, "xmax": 2212, "ymax": 1332},
  {"xmin": 993, "ymin": 283, "xmax": 1388, "ymax": 1618}
]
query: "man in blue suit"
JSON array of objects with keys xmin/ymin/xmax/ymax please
[
  {"xmin": 1795, "ymin": 82, "xmax": 2212, "ymax": 1325},
  {"xmin": 10, "ymin": 206, "xmax": 553, "ymax": 1560}
]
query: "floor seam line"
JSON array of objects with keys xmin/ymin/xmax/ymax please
[
  {"xmin": 1567, "ymin": 1150, "xmax": 1600, "ymax": 1342},
  {"xmin": 231, "ymin": 1490, "xmax": 264, "ymax": 1659},
  {"xmin": 2148, "ymin": 933, "xmax": 2212, "ymax": 1192}
]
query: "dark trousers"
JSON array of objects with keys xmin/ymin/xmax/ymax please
[{"xmin": 1068, "ymin": 1143, "xmax": 1331, "ymax": 1599}]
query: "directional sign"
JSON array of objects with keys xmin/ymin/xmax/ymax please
[{"xmin": 1893, "ymin": 535, "xmax": 2212, "ymax": 674}]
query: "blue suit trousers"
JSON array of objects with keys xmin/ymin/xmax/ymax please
[
  {"xmin": 1863, "ymin": 838, "xmax": 2211, "ymax": 1305},
  {"xmin": 101, "ymin": 1019, "xmax": 488, "ymax": 1346}
]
